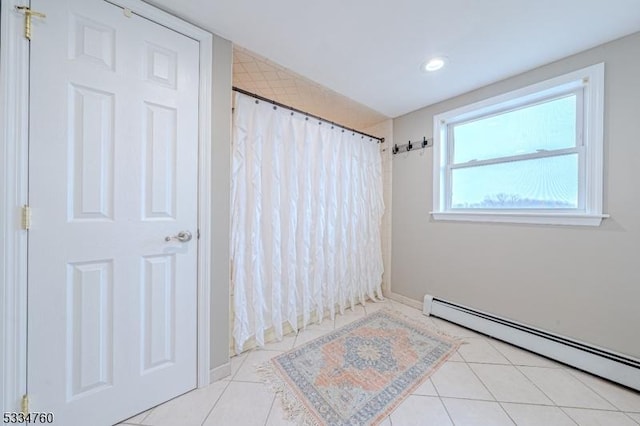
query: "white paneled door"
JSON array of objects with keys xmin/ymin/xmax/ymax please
[{"xmin": 27, "ymin": 1, "xmax": 199, "ymax": 425}]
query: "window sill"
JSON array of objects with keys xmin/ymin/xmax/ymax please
[{"xmin": 430, "ymin": 211, "xmax": 609, "ymax": 226}]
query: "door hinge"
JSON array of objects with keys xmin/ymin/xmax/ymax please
[
  {"xmin": 15, "ymin": 6, "xmax": 46, "ymax": 41},
  {"xmin": 21, "ymin": 394, "xmax": 29, "ymax": 415},
  {"xmin": 22, "ymin": 205, "xmax": 31, "ymax": 230}
]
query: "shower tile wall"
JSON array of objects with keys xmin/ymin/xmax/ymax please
[{"xmin": 232, "ymin": 45, "xmax": 387, "ymax": 130}]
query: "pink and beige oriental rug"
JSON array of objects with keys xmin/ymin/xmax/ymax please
[{"xmin": 259, "ymin": 308, "xmax": 461, "ymax": 425}]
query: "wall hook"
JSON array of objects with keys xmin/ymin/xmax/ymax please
[
  {"xmin": 422, "ymin": 137, "xmax": 428, "ymax": 148},
  {"xmin": 407, "ymin": 140, "xmax": 413, "ymax": 151}
]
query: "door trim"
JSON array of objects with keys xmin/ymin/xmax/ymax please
[
  {"xmin": 1, "ymin": 0, "xmax": 214, "ymax": 413},
  {"xmin": 0, "ymin": 0, "xmax": 30, "ymax": 413}
]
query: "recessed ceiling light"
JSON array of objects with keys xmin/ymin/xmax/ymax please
[{"xmin": 422, "ymin": 57, "xmax": 446, "ymax": 72}]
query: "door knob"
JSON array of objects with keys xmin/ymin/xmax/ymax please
[{"xmin": 165, "ymin": 231, "xmax": 192, "ymax": 242}]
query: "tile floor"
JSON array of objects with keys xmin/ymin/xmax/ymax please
[{"xmin": 117, "ymin": 299, "xmax": 640, "ymax": 426}]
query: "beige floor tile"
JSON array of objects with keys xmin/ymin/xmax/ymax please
[
  {"xmin": 390, "ymin": 301, "xmax": 425, "ymax": 320},
  {"xmin": 458, "ymin": 337, "xmax": 511, "ymax": 364},
  {"xmin": 442, "ymin": 398, "xmax": 514, "ymax": 426},
  {"xmin": 501, "ymin": 403, "xmax": 576, "ymax": 426},
  {"xmin": 202, "ymin": 382, "xmax": 275, "ymax": 426},
  {"xmin": 487, "ymin": 339, "xmax": 562, "ymax": 368},
  {"xmin": 233, "ymin": 349, "xmax": 284, "ymax": 383},
  {"xmin": 226, "ymin": 352, "xmax": 248, "ymax": 380},
  {"xmin": 568, "ymin": 369, "xmax": 640, "ymax": 412},
  {"xmin": 265, "ymin": 396, "xmax": 297, "ymax": 425},
  {"xmin": 334, "ymin": 305, "xmax": 366, "ymax": 329},
  {"xmin": 390, "ymin": 395, "xmax": 453, "ymax": 425},
  {"xmin": 447, "ymin": 351, "xmax": 465, "ymax": 362},
  {"xmin": 293, "ymin": 328, "xmax": 328, "ymax": 347},
  {"xmin": 306, "ymin": 315, "xmax": 336, "ymax": 331},
  {"xmin": 143, "ymin": 381, "xmax": 229, "ymax": 426},
  {"xmin": 120, "ymin": 300, "xmax": 639, "ymax": 426},
  {"xmin": 562, "ymin": 407, "xmax": 638, "ymax": 426},
  {"xmin": 470, "ymin": 363, "xmax": 553, "ymax": 405},
  {"xmin": 412, "ymin": 378, "xmax": 438, "ymax": 396},
  {"xmin": 626, "ymin": 412, "xmax": 640, "ymax": 423},
  {"xmin": 412, "ymin": 311, "xmax": 442, "ymax": 331},
  {"xmin": 262, "ymin": 333, "xmax": 297, "ymax": 351},
  {"xmin": 518, "ymin": 367, "xmax": 616, "ymax": 410},
  {"xmin": 431, "ymin": 362, "xmax": 494, "ymax": 400},
  {"xmin": 378, "ymin": 417, "xmax": 392, "ymax": 426},
  {"xmin": 120, "ymin": 409, "xmax": 153, "ymax": 425},
  {"xmin": 429, "ymin": 317, "xmax": 486, "ymax": 338},
  {"xmin": 362, "ymin": 298, "xmax": 393, "ymax": 314}
]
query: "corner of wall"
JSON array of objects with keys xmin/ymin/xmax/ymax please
[{"xmin": 210, "ymin": 33, "xmax": 233, "ymax": 371}]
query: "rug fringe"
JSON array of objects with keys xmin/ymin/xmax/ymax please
[{"xmin": 257, "ymin": 361, "xmax": 322, "ymax": 426}]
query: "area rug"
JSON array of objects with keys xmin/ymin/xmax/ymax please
[{"xmin": 259, "ymin": 308, "xmax": 461, "ymax": 425}]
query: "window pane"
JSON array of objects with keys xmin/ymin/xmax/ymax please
[
  {"xmin": 453, "ymin": 94, "xmax": 577, "ymax": 164},
  {"xmin": 451, "ymin": 154, "xmax": 579, "ymax": 209}
]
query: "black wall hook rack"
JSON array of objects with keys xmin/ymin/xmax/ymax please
[{"xmin": 392, "ymin": 136, "xmax": 433, "ymax": 155}]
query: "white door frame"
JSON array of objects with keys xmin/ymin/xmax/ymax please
[{"xmin": 0, "ymin": 0, "xmax": 213, "ymax": 413}]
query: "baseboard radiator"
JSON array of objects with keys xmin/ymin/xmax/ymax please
[{"xmin": 423, "ymin": 295, "xmax": 640, "ymax": 391}]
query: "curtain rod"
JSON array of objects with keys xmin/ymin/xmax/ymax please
[{"xmin": 232, "ymin": 86, "xmax": 385, "ymax": 143}]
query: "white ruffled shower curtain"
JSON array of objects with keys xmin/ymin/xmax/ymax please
[{"xmin": 231, "ymin": 92, "xmax": 384, "ymax": 354}]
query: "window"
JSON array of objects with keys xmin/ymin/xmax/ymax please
[{"xmin": 432, "ymin": 63, "xmax": 606, "ymax": 226}]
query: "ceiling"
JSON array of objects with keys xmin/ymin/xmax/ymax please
[{"xmin": 149, "ymin": 0, "xmax": 640, "ymax": 118}]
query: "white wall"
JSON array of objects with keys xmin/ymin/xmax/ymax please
[
  {"xmin": 391, "ymin": 32, "xmax": 640, "ymax": 359},
  {"xmin": 210, "ymin": 34, "xmax": 232, "ymax": 370}
]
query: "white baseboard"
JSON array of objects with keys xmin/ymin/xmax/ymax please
[
  {"xmin": 424, "ymin": 295, "xmax": 640, "ymax": 391},
  {"xmin": 209, "ymin": 363, "xmax": 231, "ymax": 384}
]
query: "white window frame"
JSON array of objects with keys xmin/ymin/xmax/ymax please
[{"xmin": 432, "ymin": 63, "xmax": 607, "ymax": 226}]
